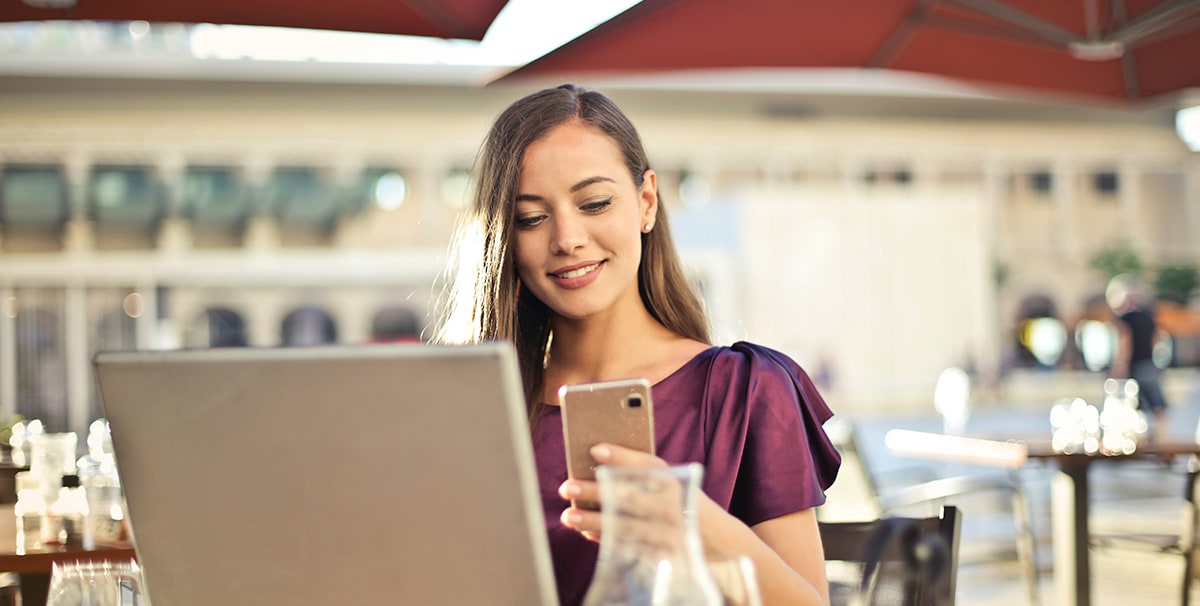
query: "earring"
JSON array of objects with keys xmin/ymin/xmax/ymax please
[{"xmin": 643, "ymin": 222, "xmax": 654, "ymax": 233}]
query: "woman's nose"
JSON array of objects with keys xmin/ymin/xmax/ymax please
[{"xmin": 550, "ymin": 215, "xmax": 587, "ymax": 254}]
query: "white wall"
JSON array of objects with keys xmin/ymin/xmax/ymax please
[{"xmin": 732, "ymin": 185, "xmax": 991, "ymax": 410}]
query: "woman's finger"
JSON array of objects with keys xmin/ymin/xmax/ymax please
[
  {"xmin": 560, "ymin": 505, "xmax": 602, "ymax": 533},
  {"xmin": 558, "ymin": 479, "xmax": 600, "ymax": 509},
  {"xmin": 590, "ymin": 443, "xmax": 667, "ymax": 467}
]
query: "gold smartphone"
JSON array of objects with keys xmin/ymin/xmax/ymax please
[{"xmin": 559, "ymin": 378, "xmax": 656, "ymax": 510}]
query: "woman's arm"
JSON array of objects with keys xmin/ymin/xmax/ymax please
[
  {"xmin": 697, "ymin": 489, "xmax": 828, "ymax": 605},
  {"xmin": 559, "ymin": 443, "xmax": 830, "ymax": 606}
]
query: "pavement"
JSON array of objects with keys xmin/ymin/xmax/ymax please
[{"xmin": 819, "ymin": 369, "xmax": 1200, "ymax": 606}]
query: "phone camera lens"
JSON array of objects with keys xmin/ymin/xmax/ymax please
[{"xmin": 626, "ymin": 395, "xmax": 643, "ymax": 408}]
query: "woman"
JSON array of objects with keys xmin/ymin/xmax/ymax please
[{"xmin": 437, "ymin": 84, "xmax": 840, "ymax": 605}]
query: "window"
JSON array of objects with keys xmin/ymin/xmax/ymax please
[
  {"xmin": 89, "ymin": 165, "xmax": 163, "ymax": 231},
  {"xmin": 1029, "ymin": 171, "xmax": 1053, "ymax": 194},
  {"xmin": 0, "ymin": 164, "xmax": 68, "ymax": 230},
  {"xmin": 1093, "ymin": 171, "xmax": 1119, "ymax": 196},
  {"xmin": 268, "ymin": 166, "xmax": 336, "ymax": 229},
  {"xmin": 371, "ymin": 306, "xmax": 422, "ymax": 343},
  {"xmin": 13, "ymin": 288, "xmax": 69, "ymax": 431},
  {"xmin": 353, "ymin": 167, "xmax": 408, "ymax": 212},
  {"xmin": 183, "ymin": 166, "xmax": 248, "ymax": 228},
  {"xmin": 186, "ymin": 307, "xmax": 248, "ymax": 348},
  {"xmin": 281, "ymin": 306, "xmax": 337, "ymax": 346}
]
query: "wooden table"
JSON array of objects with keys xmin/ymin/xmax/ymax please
[
  {"xmin": 0, "ymin": 504, "xmax": 137, "ymax": 605},
  {"xmin": 886, "ymin": 430, "xmax": 1200, "ymax": 606},
  {"xmin": 1022, "ymin": 439, "xmax": 1200, "ymax": 606}
]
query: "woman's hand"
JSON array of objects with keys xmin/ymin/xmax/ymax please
[
  {"xmin": 558, "ymin": 443, "xmax": 829, "ymax": 604},
  {"xmin": 557, "ymin": 443, "xmax": 668, "ymax": 542}
]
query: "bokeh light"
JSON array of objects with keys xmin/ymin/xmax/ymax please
[
  {"xmin": 373, "ymin": 172, "xmax": 407, "ymax": 211},
  {"xmin": 1019, "ymin": 317, "xmax": 1067, "ymax": 367}
]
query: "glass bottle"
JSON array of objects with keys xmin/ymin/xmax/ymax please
[
  {"xmin": 583, "ymin": 463, "xmax": 722, "ymax": 606},
  {"xmin": 78, "ymin": 454, "xmax": 127, "ymax": 549},
  {"xmin": 44, "ymin": 474, "xmax": 88, "ymax": 548},
  {"xmin": 14, "ymin": 471, "xmax": 46, "ymax": 551}
]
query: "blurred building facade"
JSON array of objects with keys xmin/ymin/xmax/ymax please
[{"xmin": 1, "ymin": 28, "xmax": 1198, "ymax": 434}]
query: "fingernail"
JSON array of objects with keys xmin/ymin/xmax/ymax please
[
  {"xmin": 590, "ymin": 444, "xmax": 611, "ymax": 461},
  {"xmin": 561, "ymin": 509, "xmax": 582, "ymax": 527},
  {"xmin": 560, "ymin": 482, "xmax": 581, "ymax": 498}
]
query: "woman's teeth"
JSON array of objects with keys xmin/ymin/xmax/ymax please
[{"xmin": 557, "ymin": 263, "xmax": 599, "ymax": 279}]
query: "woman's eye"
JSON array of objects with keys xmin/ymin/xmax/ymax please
[
  {"xmin": 581, "ymin": 198, "xmax": 613, "ymax": 213},
  {"xmin": 515, "ymin": 214, "xmax": 546, "ymax": 229}
]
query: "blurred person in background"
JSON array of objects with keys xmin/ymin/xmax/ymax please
[
  {"xmin": 436, "ymin": 84, "xmax": 841, "ymax": 606},
  {"xmin": 1107, "ymin": 274, "xmax": 1170, "ymax": 442}
]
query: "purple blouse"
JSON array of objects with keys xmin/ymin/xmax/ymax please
[{"xmin": 531, "ymin": 341, "xmax": 842, "ymax": 605}]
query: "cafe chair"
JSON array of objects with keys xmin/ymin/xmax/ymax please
[
  {"xmin": 1089, "ymin": 443, "xmax": 1200, "ymax": 605},
  {"xmin": 0, "ymin": 573, "xmax": 17, "ymax": 606},
  {"xmin": 824, "ymin": 420, "xmax": 1039, "ymax": 606},
  {"xmin": 821, "ymin": 505, "xmax": 961, "ymax": 606}
]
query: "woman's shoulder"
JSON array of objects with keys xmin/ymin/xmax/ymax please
[
  {"xmin": 705, "ymin": 341, "xmax": 807, "ymax": 377},
  {"xmin": 703, "ymin": 341, "xmax": 829, "ymax": 415}
]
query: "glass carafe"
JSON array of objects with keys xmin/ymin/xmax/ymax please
[
  {"xmin": 583, "ymin": 463, "xmax": 722, "ymax": 606},
  {"xmin": 47, "ymin": 560, "xmax": 148, "ymax": 606}
]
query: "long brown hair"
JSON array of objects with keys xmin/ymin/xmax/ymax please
[{"xmin": 435, "ymin": 84, "xmax": 709, "ymax": 418}]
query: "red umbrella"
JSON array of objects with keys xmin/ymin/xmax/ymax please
[
  {"xmin": 498, "ymin": 0, "xmax": 1200, "ymax": 103},
  {"xmin": 0, "ymin": 0, "xmax": 509, "ymax": 40}
]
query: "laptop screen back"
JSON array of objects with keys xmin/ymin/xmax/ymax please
[{"xmin": 94, "ymin": 343, "xmax": 556, "ymax": 606}]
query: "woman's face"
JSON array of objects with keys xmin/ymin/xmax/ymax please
[{"xmin": 513, "ymin": 119, "xmax": 657, "ymax": 323}]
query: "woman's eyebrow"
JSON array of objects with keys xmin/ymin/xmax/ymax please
[
  {"xmin": 516, "ymin": 176, "xmax": 618, "ymax": 202},
  {"xmin": 570, "ymin": 176, "xmax": 616, "ymax": 192}
]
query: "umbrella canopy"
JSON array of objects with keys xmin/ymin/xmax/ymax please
[
  {"xmin": 0, "ymin": 0, "xmax": 509, "ymax": 40},
  {"xmin": 498, "ymin": 0, "xmax": 1200, "ymax": 103}
]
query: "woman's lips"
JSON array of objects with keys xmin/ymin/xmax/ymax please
[{"xmin": 550, "ymin": 261, "xmax": 604, "ymax": 289}]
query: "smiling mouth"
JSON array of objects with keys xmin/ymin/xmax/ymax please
[{"xmin": 554, "ymin": 263, "xmax": 601, "ymax": 279}]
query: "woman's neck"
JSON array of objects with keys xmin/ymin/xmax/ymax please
[{"xmin": 542, "ymin": 304, "xmax": 707, "ymax": 395}]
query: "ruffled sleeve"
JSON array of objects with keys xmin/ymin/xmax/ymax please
[{"xmin": 699, "ymin": 341, "xmax": 842, "ymax": 526}]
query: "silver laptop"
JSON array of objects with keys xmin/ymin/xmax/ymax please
[{"xmin": 94, "ymin": 343, "xmax": 557, "ymax": 606}]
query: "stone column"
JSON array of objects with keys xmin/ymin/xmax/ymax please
[
  {"xmin": 136, "ymin": 281, "xmax": 160, "ymax": 351},
  {"xmin": 64, "ymin": 282, "xmax": 89, "ymax": 435},
  {"xmin": 328, "ymin": 157, "xmax": 366, "ymax": 249},
  {"xmin": 241, "ymin": 157, "xmax": 280, "ymax": 251},
  {"xmin": 329, "ymin": 290, "xmax": 372, "ymax": 344},
  {"xmin": 1051, "ymin": 158, "xmax": 1078, "ymax": 262},
  {"xmin": 839, "ymin": 153, "xmax": 868, "ymax": 199},
  {"xmin": 1187, "ymin": 157, "xmax": 1200, "ymax": 257},
  {"xmin": 1116, "ymin": 160, "xmax": 1142, "ymax": 253},
  {"xmin": 412, "ymin": 162, "xmax": 444, "ymax": 247},
  {"xmin": 0, "ymin": 286, "xmax": 15, "ymax": 420},
  {"xmin": 61, "ymin": 153, "xmax": 95, "ymax": 254},
  {"xmin": 244, "ymin": 290, "xmax": 284, "ymax": 347},
  {"xmin": 910, "ymin": 154, "xmax": 939, "ymax": 194},
  {"xmin": 980, "ymin": 155, "xmax": 1009, "ymax": 387},
  {"xmin": 155, "ymin": 154, "xmax": 193, "ymax": 253}
]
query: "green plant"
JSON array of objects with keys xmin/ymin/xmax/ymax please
[
  {"xmin": 0, "ymin": 414, "xmax": 23, "ymax": 445},
  {"xmin": 1155, "ymin": 264, "xmax": 1200, "ymax": 305},
  {"xmin": 1089, "ymin": 242, "xmax": 1145, "ymax": 282}
]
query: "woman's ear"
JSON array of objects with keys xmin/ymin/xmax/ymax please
[{"xmin": 640, "ymin": 169, "xmax": 658, "ymax": 232}]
